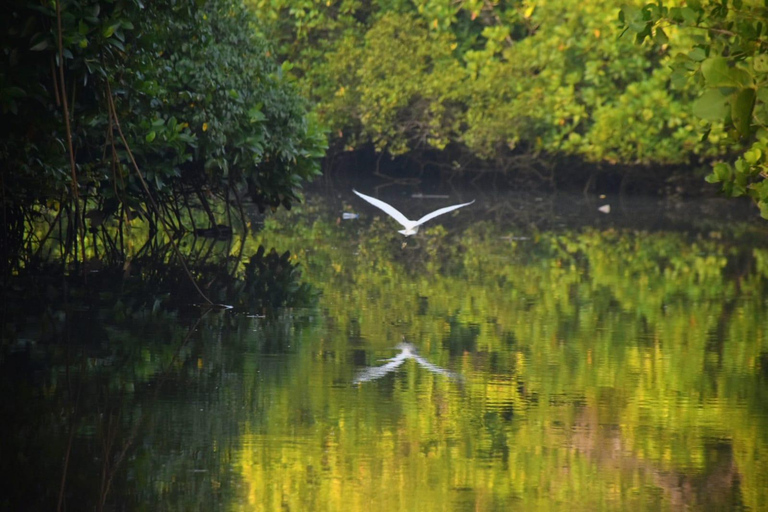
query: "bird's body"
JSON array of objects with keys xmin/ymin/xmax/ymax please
[{"xmin": 353, "ymin": 189, "xmax": 474, "ymax": 236}]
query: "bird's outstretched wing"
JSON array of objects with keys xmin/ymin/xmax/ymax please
[
  {"xmin": 415, "ymin": 200, "xmax": 475, "ymax": 226},
  {"xmin": 353, "ymin": 190, "xmax": 411, "ymax": 228}
]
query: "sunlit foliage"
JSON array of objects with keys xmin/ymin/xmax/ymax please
[
  {"xmin": 621, "ymin": 1, "xmax": 768, "ymax": 219},
  {"xmin": 250, "ymin": 0, "xmax": 724, "ymax": 165}
]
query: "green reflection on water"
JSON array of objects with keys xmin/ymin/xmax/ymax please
[
  {"xmin": 4, "ymin": 194, "xmax": 768, "ymax": 511},
  {"xmin": 234, "ymin": 199, "xmax": 768, "ymax": 511}
]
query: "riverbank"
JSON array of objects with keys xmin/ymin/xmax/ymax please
[{"xmin": 322, "ymin": 145, "xmax": 737, "ymax": 200}]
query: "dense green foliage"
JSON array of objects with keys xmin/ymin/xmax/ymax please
[
  {"xmin": 0, "ymin": 0, "xmax": 325, "ymax": 271},
  {"xmin": 250, "ymin": 0, "xmax": 726, "ymax": 165},
  {"xmin": 621, "ymin": 1, "xmax": 768, "ymax": 217}
]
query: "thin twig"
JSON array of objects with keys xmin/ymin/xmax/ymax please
[
  {"xmin": 105, "ymin": 80, "xmax": 212, "ymax": 305},
  {"xmin": 54, "ymin": 0, "xmax": 85, "ymax": 266}
]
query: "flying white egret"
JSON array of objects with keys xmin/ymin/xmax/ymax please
[{"xmin": 353, "ymin": 189, "xmax": 475, "ymax": 236}]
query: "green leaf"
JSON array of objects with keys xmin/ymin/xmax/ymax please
[
  {"xmin": 744, "ymin": 148, "xmax": 762, "ymax": 164},
  {"xmin": 707, "ymin": 162, "xmax": 730, "ymax": 183},
  {"xmin": 103, "ymin": 24, "xmax": 118, "ymax": 38},
  {"xmin": 755, "ymin": 104, "xmax": 768, "ymax": 126},
  {"xmin": 732, "ymin": 87, "xmax": 756, "ymax": 137},
  {"xmin": 733, "ymin": 68, "xmax": 752, "ymax": 87},
  {"xmin": 692, "ymin": 89, "xmax": 730, "ymax": 121},
  {"xmin": 145, "ymin": 131, "xmax": 156, "ymax": 143},
  {"xmin": 670, "ymin": 68, "xmax": 688, "ymax": 90},
  {"xmin": 759, "ymin": 201, "xmax": 768, "ymax": 219},
  {"xmin": 621, "ymin": 5, "xmax": 647, "ymax": 33},
  {"xmin": 689, "ymin": 47, "xmax": 707, "ymax": 62},
  {"xmin": 701, "ymin": 57, "xmax": 751, "ymax": 87},
  {"xmin": 108, "ymin": 39, "xmax": 125, "ymax": 51},
  {"xmin": 755, "ymin": 54, "xmax": 768, "ymax": 73},
  {"xmin": 30, "ymin": 40, "xmax": 49, "ymax": 51},
  {"xmin": 700, "ymin": 57, "xmax": 729, "ymax": 86},
  {"xmin": 755, "ymin": 179, "xmax": 768, "ymax": 200},
  {"xmin": 249, "ymin": 105, "xmax": 266, "ymax": 123},
  {"xmin": 680, "ymin": 6, "xmax": 699, "ymax": 23}
]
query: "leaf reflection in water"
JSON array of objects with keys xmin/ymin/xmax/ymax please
[{"xmin": 353, "ymin": 341, "xmax": 460, "ymax": 384}]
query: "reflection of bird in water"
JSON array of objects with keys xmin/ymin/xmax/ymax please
[
  {"xmin": 353, "ymin": 190, "xmax": 474, "ymax": 237},
  {"xmin": 353, "ymin": 342, "xmax": 459, "ymax": 384}
]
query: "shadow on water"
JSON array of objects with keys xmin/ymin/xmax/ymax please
[{"xmin": 0, "ymin": 231, "xmax": 317, "ymax": 510}]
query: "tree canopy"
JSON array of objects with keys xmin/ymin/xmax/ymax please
[
  {"xmin": 0, "ymin": 0, "xmax": 326, "ymax": 271},
  {"xmin": 621, "ymin": 0, "xmax": 768, "ymax": 216},
  {"xmin": 250, "ymin": 0, "xmax": 727, "ymax": 166}
]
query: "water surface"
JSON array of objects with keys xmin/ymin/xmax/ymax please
[{"xmin": 3, "ymin": 186, "xmax": 768, "ymax": 511}]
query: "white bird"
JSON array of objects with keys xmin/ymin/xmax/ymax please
[{"xmin": 353, "ymin": 189, "xmax": 475, "ymax": 236}]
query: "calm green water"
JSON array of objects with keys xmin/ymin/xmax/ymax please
[{"xmin": 3, "ymin": 187, "xmax": 768, "ymax": 511}]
